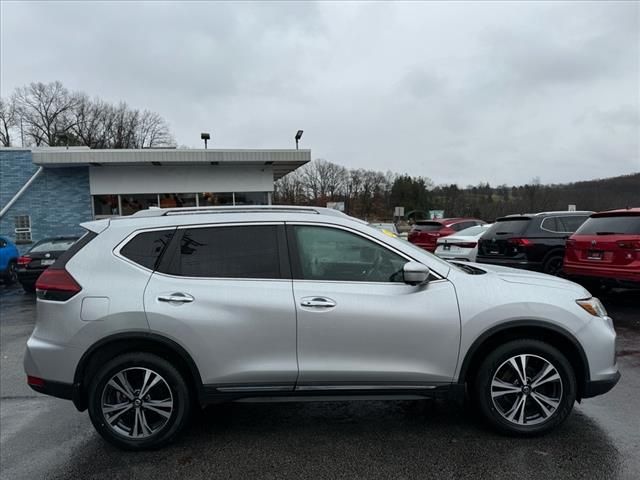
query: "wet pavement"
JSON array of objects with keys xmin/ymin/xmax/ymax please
[{"xmin": 1, "ymin": 284, "xmax": 638, "ymax": 479}]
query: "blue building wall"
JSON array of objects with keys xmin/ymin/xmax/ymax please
[{"xmin": 1, "ymin": 150, "xmax": 92, "ymax": 253}]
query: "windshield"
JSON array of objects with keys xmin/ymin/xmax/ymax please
[
  {"xmin": 456, "ymin": 225, "xmax": 489, "ymax": 237},
  {"xmin": 575, "ymin": 216, "xmax": 640, "ymax": 235},
  {"xmin": 29, "ymin": 238, "xmax": 78, "ymax": 253},
  {"xmin": 412, "ymin": 221, "xmax": 443, "ymax": 232}
]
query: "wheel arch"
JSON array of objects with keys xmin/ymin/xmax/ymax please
[
  {"xmin": 458, "ymin": 320, "xmax": 590, "ymax": 399},
  {"xmin": 73, "ymin": 332, "xmax": 203, "ymax": 411}
]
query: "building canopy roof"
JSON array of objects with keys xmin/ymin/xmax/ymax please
[{"xmin": 30, "ymin": 147, "xmax": 311, "ymax": 180}]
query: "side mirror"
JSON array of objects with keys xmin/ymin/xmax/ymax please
[{"xmin": 403, "ymin": 261, "xmax": 430, "ymax": 286}]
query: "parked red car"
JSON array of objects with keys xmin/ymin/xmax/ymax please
[
  {"xmin": 408, "ymin": 218, "xmax": 486, "ymax": 252},
  {"xmin": 563, "ymin": 208, "xmax": 640, "ymax": 288}
]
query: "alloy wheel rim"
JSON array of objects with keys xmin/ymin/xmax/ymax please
[
  {"xmin": 101, "ymin": 367, "xmax": 174, "ymax": 439},
  {"xmin": 491, "ymin": 354, "xmax": 563, "ymax": 426}
]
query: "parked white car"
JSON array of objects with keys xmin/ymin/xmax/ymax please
[{"xmin": 435, "ymin": 224, "xmax": 493, "ymax": 262}]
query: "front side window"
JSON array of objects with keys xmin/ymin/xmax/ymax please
[
  {"xmin": 166, "ymin": 225, "xmax": 281, "ymax": 278},
  {"xmin": 293, "ymin": 225, "xmax": 406, "ymax": 283}
]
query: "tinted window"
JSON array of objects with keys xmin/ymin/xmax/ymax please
[
  {"xmin": 168, "ymin": 225, "xmax": 280, "ymax": 278},
  {"xmin": 486, "ymin": 218, "xmax": 530, "ymax": 235},
  {"xmin": 29, "ymin": 238, "xmax": 78, "ymax": 253},
  {"xmin": 560, "ymin": 215, "xmax": 589, "ymax": 233},
  {"xmin": 294, "ymin": 226, "xmax": 406, "ymax": 282},
  {"xmin": 452, "ymin": 221, "xmax": 475, "ymax": 231},
  {"xmin": 121, "ymin": 229, "xmax": 175, "ymax": 270},
  {"xmin": 413, "ymin": 221, "xmax": 443, "ymax": 232},
  {"xmin": 575, "ymin": 216, "xmax": 640, "ymax": 235}
]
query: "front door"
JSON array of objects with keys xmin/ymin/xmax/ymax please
[
  {"xmin": 144, "ymin": 223, "xmax": 298, "ymax": 390},
  {"xmin": 289, "ymin": 224, "xmax": 461, "ymax": 389}
]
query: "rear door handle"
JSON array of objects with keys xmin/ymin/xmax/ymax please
[
  {"xmin": 158, "ymin": 292, "xmax": 194, "ymax": 304},
  {"xmin": 300, "ymin": 297, "xmax": 336, "ymax": 308}
]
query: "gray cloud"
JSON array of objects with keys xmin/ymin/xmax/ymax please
[{"xmin": 1, "ymin": 0, "xmax": 638, "ymax": 186}]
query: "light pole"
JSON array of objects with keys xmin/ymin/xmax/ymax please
[
  {"xmin": 201, "ymin": 132, "xmax": 211, "ymax": 149},
  {"xmin": 295, "ymin": 130, "xmax": 303, "ymax": 150}
]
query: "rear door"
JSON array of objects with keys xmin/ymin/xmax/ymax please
[
  {"xmin": 289, "ymin": 223, "xmax": 460, "ymax": 388},
  {"xmin": 143, "ymin": 223, "xmax": 298, "ymax": 390}
]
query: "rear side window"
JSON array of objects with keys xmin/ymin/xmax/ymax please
[
  {"xmin": 120, "ymin": 229, "xmax": 175, "ymax": 270},
  {"xmin": 575, "ymin": 216, "xmax": 640, "ymax": 235},
  {"xmin": 486, "ymin": 218, "xmax": 530, "ymax": 236},
  {"xmin": 165, "ymin": 225, "xmax": 282, "ymax": 278}
]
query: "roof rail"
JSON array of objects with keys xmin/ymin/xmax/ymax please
[{"xmin": 131, "ymin": 205, "xmax": 345, "ymax": 218}]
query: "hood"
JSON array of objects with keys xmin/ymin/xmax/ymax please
[{"xmin": 466, "ymin": 262, "xmax": 591, "ymax": 296}]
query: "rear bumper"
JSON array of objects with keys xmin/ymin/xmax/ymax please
[
  {"xmin": 17, "ymin": 269, "xmax": 43, "ymax": 283},
  {"xmin": 563, "ymin": 264, "xmax": 640, "ymax": 284},
  {"xmin": 475, "ymin": 257, "xmax": 542, "ymax": 271},
  {"xmin": 27, "ymin": 378, "xmax": 75, "ymax": 401},
  {"xmin": 583, "ymin": 371, "xmax": 621, "ymax": 398}
]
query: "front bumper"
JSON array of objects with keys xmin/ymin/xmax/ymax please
[{"xmin": 583, "ymin": 370, "xmax": 621, "ymax": 398}]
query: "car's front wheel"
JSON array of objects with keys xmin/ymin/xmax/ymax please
[
  {"xmin": 475, "ymin": 339, "xmax": 576, "ymax": 436},
  {"xmin": 88, "ymin": 352, "xmax": 191, "ymax": 450}
]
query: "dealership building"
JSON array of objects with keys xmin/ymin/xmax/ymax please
[{"xmin": 0, "ymin": 147, "xmax": 310, "ymax": 250}]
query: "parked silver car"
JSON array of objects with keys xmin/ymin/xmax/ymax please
[{"xmin": 24, "ymin": 206, "xmax": 619, "ymax": 450}]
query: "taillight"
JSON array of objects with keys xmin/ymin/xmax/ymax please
[
  {"xmin": 617, "ymin": 240, "xmax": 640, "ymax": 250},
  {"xmin": 27, "ymin": 375, "xmax": 45, "ymax": 387},
  {"xmin": 35, "ymin": 268, "xmax": 82, "ymax": 301},
  {"xmin": 17, "ymin": 256, "xmax": 32, "ymax": 266},
  {"xmin": 508, "ymin": 238, "xmax": 533, "ymax": 247}
]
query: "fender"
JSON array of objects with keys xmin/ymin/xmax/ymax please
[
  {"xmin": 72, "ymin": 331, "xmax": 203, "ymax": 410},
  {"xmin": 457, "ymin": 319, "xmax": 590, "ymax": 388}
]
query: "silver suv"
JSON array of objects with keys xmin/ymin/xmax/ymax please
[{"xmin": 24, "ymin": 206, "xmax": 619, "ymax": 450}]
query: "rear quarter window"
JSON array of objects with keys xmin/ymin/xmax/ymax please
[{"xmin": 120, "ymin": 229, "xmax": 176, "ymax": 270}]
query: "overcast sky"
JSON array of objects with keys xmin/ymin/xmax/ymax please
[{"xmin": 1, "ymin": 1, "xmax": 638, "ymax": 186}]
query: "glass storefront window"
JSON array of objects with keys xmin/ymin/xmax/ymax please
[
  {"xmin": 93, "ymin": 195, "xmax": 120, "ymax": 217},
  {"xmin": 198, "ymin": 192, "xmax": 234, "ymax": 206},
  {"xmin": 120, "ymin": 194, "xmax": 159, "ymax": 215},
  {"xmin": 234, "ymin": 192, "xmax": 268, "ymax": 205},
  {"xmin": 159, "ymin": 193, "xmax": 197, "ymax": 208}
]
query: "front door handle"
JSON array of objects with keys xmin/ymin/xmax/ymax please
[
  {"xmin": 158, "ymin": 292, "xmax": 194, "ymax": 304},
  {"xmin": 300, "ymin": 297, "xmax": 336, "ymax": 308}
]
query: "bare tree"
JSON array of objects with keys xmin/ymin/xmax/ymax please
[
  {"xmin": 13, "ymin": 81, "xmax": 79, "ymax": 146},
  {"xmin": 134, "ymin": 110, "xmax": 175, "ymax": 148},
  {"xmin": 0, "ymin": 97, "xmax": 18, "ymax": 146}
]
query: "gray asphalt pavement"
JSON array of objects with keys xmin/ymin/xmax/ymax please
[{"xmin": 1, "ymin": 284, "xmax": 638, "ymax": 479}]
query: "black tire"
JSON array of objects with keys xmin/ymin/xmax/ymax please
[
  {"xmin": 21, "ymin": 282, "xmax": 36, "ymax": 293},
  {"xmin": 542, "ymin": 255, "xmax": 564, "ymax": 276},
  {"xmin": 88, "ymin": 352, "xmax": 191, "ymax": 450},
  {"xmin": 3, "ymin": 261, "xmax": 18, "ymax": 285},
  {"xmin": 474, "ymin": 339, "xmax": 576, "ymax": 436}
]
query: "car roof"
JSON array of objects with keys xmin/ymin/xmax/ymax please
[
  {"xmin": 591, "ymin": 207, "xmax": 640, "ymax": 217},
  {"xmin": 499, "ymin": 211, "xmax": 593, "ymax": 220},
  {"xmin": 81, "ymin": 205, "xmax": 366, "ymax": 233}
]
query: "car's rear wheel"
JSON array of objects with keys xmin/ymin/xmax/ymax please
[
  {"xmin": 3, "ymin": 261, "xmax": 18, "ymax": 285},
  {"xmin": 543, "ymin": 255, "xmax": 564, "ymax": 276},
  {"xmin": 475, "ymin": 339, "xmax": 576, "ymax": 436},
  {"xmin": 88, "ymin": 352, "xmax": 191, "ymax": 450}
]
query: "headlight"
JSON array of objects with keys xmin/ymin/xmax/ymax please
[{"xmin": 576, "ymin": 297, "xmax": 608, "ymax": 318}]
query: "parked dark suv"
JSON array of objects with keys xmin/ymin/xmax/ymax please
[{"xmin": 476, "ymin": 211, "xmax": 592, "ymax": 275}]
